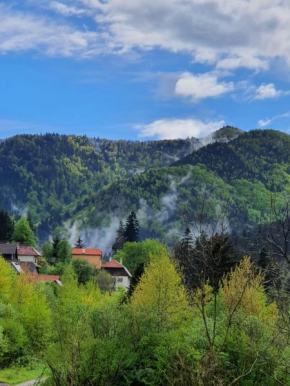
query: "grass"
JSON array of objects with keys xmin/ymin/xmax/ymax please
[{"xmin": 0, "ymin": 366, "xmax": 48, "ymax": 385}]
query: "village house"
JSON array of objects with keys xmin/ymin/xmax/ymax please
[
  {"xmin": 71, "ymin": 247, "xmax": 132, "ymax": 290},
  {"xmin": 0, "ymin": 243, "xmax": 61, "ymax": 286},
  {"xmin": 72, "ymin": 248, "xmax": 102, "ymax": 268},
  {"xmin": 0, "ymin": 243, "xmax": 17, "ymax": 261},
  {"xmin": 17, "ymin": 244, "xmax": 41, "ymax": 264},
  {"xmin": 101, "ymin": 259, "xmax": 132, "ymax": 290}
]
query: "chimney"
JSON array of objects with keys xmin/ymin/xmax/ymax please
[
  {"xmin": 16, "ymin": 243, "xmax": 20, "ymax": 250},
  {"xmin": 82, "ymin": 248, "xmax": 86, "ymax": 254}
]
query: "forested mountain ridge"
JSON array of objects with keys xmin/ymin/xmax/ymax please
[
  {"xmin": 3, "ymin": 127, "xmax": 290, "ymax": 244},
  {"xmin": 0, "ymin": 132, "xmax": 213, "ymax": 236},
  {"xmin": 77, "ymin": 129, "xmax": 290, "ymax": 245}
]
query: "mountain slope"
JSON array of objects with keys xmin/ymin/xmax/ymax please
[
  {"xmin": 77, "ymin": 130, "xmax": 290, "ymax": 247},
  {"xmin": 0, "ymin": 133, "xmax": 202, "ymax": 236}
]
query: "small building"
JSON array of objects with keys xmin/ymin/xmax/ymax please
[
  {"xmin": 17, "ymin": 245, "xmax": 41, "ymax": 264},
  {"xmin": 102, "ymin": 259, "xmax": 132, "ymax": 290},
  {"xmin": 72, "ymin": 248, "xmax": 102, "ymax": 269},
  {"xmin": 11, "ymin": 261, "xmax": 39, "ymax": 275},
  {"xmin": 0, "ymin": 243, "xmax": 17, "ymax": 261}
]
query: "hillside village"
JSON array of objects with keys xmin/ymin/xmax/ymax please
[{"xmin": 0, "ymin": 243, "xmax": 132, "ymax": 291}]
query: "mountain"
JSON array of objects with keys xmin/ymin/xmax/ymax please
[
  {"xmin": 5, "ymin": 126, "xmax": 286, "ymax": 250},
  {"xmin": 0, "ymin": 133, "xmax": 203, "ymax": 237},
  {"xmin": 76, "ymin": 129, "xmax": 290, "ymax": 249}
]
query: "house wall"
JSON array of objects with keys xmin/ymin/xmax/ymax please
[
  {"xmin": 114, "ymin": 276, "xmax": 130, "ymax": 290},
  {"xmin": 72, "ymin": 254, "xmax": 102, "ymax": 269},
  {"xmin": 18, "ymin": 255, "xmax": 37, "ymax": 263}
]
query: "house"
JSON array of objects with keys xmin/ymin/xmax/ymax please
[
  {"xmin": 10, "ymin": 262, "xmax": 62, "ymax": 286},
  {"xmin": 101, "ymin": 259, "xmax": 132, "ymax": 290},
  {"xmin": 72, "ymin": 248, "xmax": 102, "ymax": 268},
  {"xmin": 11, "ymin": 261, "xmax": 39, "ymax": 275},
  {"xmin": 0, "ymin": 243, "xmax": 17, "ymax": 261},
  {"xmin": 0, "ymin": 243, "xmax": 42, "ymax": 264},
  {"xmin": 34, "ymin": 275, "xmax": 62, "ymax": 286},
  {"xmin": 17, "ymin": 245, "xmax": 41, "ymax": 264}
]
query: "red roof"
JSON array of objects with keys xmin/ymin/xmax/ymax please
[
  {"xmin": 72, "ymin": 248, "xmax": 102, "ymax": 256},
  {"xmin": 102, "ymin": 259, "xmax": 124, "ymax": 268},
  {"xmin": 35, "ymin": 275, "xmax": 60, "ymax": 282},
  {"xmin": 17, "ymin": 246, "xmax": 41, "ymax": 257},
  {"xmin": 102, "ymin": 259, "xmax": 132, "ymax": 277}
]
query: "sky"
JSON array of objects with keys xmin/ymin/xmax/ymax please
[{"xmin": 1, "ymin": 0, "xmax": 290, "ymax": 140}]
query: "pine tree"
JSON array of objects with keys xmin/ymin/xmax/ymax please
[
  {"xmin": 124, "ymin": 212, "xmax": 140, "ymax": 243},
  {"xmin": 112, "ymin": 221, "xmax": 126, "ymax": 254},
  {"xmin": 27, "ymin": 213, "xmax": 35, "ymax": 233},
  {"xmin": 75, "ymin": 236, "xmax": 86, "ymax": 248},
  {"xmin": 13, "ymin": 217, "xmax": 37, "ymax": 247},
  {"xmin": 52, "ymin": 235, "xmax": 61, "ymax": 258},
  {"xmin": 258, "ymin": 247, "xmax": 270, "ymax": 270},
  {"xmin": 195, "ymin": 232, "xmax": 237, "ymax": 292},
  {"xmin": 174, "ymin": 227, "xmax": 194, "ymax": 289},
  {"xmin": 0, "ymin": 210, "xmax": 14, "ymax": 243}
]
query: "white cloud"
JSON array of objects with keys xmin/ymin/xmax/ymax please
[
  {"xmin": 135, "ymin": 118, "xmax": 225, "ymax": 140},
  {"xmin": 217, "ymin": 56, "xmax": 268, "ymax": 71},
  {"xmin": 4, "ymin": 0, "xmax": 290, "ymax": 72},
  {"xmin": 258, "ymin": 118, "xmax": 272, "ymax": 128},
  {"xmin": 0, "ymin": 4, "xmax": 101, "ymax": 57},
  {"xmin": 258, "ymin": 112, "xmax": 290, "ymax": 127},
  {"xmin": 175, "ymin": 72, "xmax": 234, "ymax": 101},
  {"xmin": 89, "ymin": 0, "xmax": 290, "ymax": 70},
  {"xmin": 49, "ymin": 2, "xmax": 89, "ymax": 17},
  {"xmin": 255, "ymin": 83, "xmax": 282, "ymax": 100}
]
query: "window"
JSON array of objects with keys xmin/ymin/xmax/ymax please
[{"xmin": 117, "ymin": 277, "xmax": 123, "ymax": 283}]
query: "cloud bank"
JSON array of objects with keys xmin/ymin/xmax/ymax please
[
  {"xmin": 2, "ymin": 0, "xmax": 290, "ymax": 71},
  {"xmin": 135, "ymin": 118, "xmax": 225, "ymax": 140}
]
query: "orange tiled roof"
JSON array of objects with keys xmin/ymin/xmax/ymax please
[
  {"xmin": 18, "ymin": 246, "xmax": 41, "ymax": 256},
  {"xmin": 72, "ymin": 248, "xmax": 102, "ymax": 256},
  {"xmin": 102, "ymin": 259, "xmax": 124, "ymax": 268}
]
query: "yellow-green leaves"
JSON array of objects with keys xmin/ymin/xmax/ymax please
[{"xmin": 132, "ymin": 251, "xmax": 188, "ymax": 331}]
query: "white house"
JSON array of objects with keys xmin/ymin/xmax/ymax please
[
  {"xmin": 101, "ymin": 259, "xmax": 132, "ymax": 290},
  {"xmin": 17, "ymin": 245, "xmax": 41, "ymax": 263}
]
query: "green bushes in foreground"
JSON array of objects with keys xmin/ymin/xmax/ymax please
[{"xmin": 1, "ymin": 242, "xmax": 290, "ymax": 385}]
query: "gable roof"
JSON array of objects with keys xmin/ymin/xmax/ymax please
[
  {"xmin": 17, "ymin": 246, "xmax": 41, "ymax": 257},
  {"xmin": 0, "ymin": 243, "xmax": 17, "ymax": 255},
  {"xmin": 35, "ymin": 275, "xmax": 60, "ymax": 282},
  {"xmin": 20, "ymin": 261, "xmax": 39, "ymax": 274},
  {"xmin": 72, "ymin": 248, "xmax": 102, "ymax": 256},
  {"xmin": 102, "ymin": 259, "xmax": 132, "ymax": 277}
]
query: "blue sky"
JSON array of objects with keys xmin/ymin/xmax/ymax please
[{"xmin": 1, "ymin": 0, "xmax": 290, "ymax": 140}]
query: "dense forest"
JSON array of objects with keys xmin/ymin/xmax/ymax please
[
  {"xmin": 1, "ymin": 127, "xmax": 290, "ymax": 248},
  {"xmin": 0, "ymin": 132, "xmax": 202, "ymax": 239}
]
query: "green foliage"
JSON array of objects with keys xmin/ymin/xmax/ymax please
[
  {"xmin": 13, "ymin": 217, "xmax": 36, "ymax": 247},
  {"xmin": 114, "ymin": 239, "xmax": 167, "ymax": 277},
  {"xmin": 72, "ymin": 259, "xmax": 96, "ymax": 285},
  {"xmin": 56, "ymin": 238, "xmax": 72, "ymax": 264},
  {"xmin": 0, "ymin": 210, "xmax": 14, "ymax": 243}
]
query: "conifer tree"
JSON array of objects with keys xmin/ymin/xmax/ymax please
[
  {"xmin": 0, "ymin": 210, "xmax": 14, "ymax": 243},
  {"xmin": 52, "ymin": 235, "xmax": 61, "ymax": 258},
  {"xmin": 27, "ymin": 213, "xmax": 35, "ymax": 233},
  {"xmin": 174, "ymin": 227, "xmax": 194, "ymax": 289},
  {"xmin": 124, "ymin": 212, "xmax": 140, "ymax": 243},
  {"xmin": 75, "ymin": 236, "xmax": 86, "ymax": 249},
  {"xmin": 13, "ymin": 217, "xmax": 37, "ymax": 247},
  {"xmin": 112, "ymin": 221, "xmax": 126, "ymax": 254}
]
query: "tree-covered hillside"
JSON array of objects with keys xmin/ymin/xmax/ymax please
[
  {"xmin": 78, "ymin": 130, "xmax": 290, "ymax": 244},
  {"xmin": 0, "ymin": 133, "xmax": 203, "ymax": 236}
]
